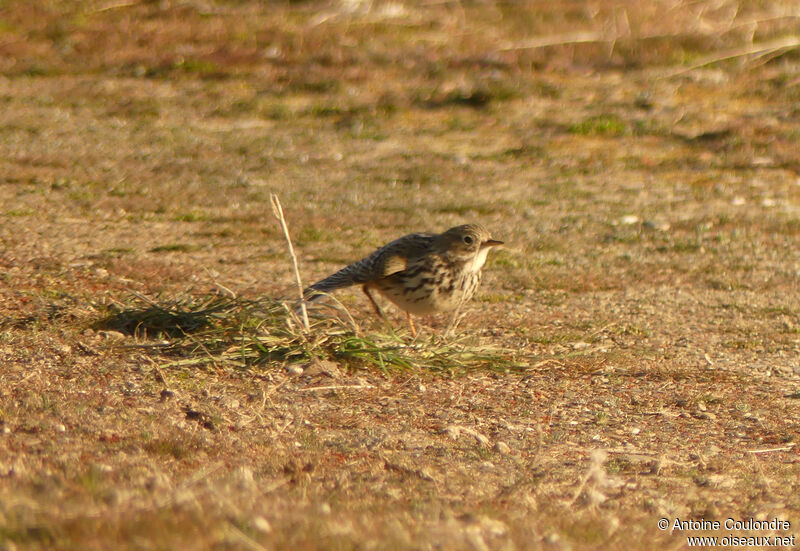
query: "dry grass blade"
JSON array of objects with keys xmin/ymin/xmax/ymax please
[
  {"xmin": 664, "ymin": 36, "xmax": 800, "ymax": 77},
  {"xmin": 499, "ymin": 31, "xmax": 606, "ymax": 51},
  {"xmin": 270, "ymin": 193, "xmax": 310, "ymax": 332},
  {"xmin": 747, "ymin": 444, "xmax": 796, "ymax": 454}
]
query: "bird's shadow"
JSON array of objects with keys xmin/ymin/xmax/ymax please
[{"xmin": 93, "ymin": 293, "xmax": 254, "ymax": 340}]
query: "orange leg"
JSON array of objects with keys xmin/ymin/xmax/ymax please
[{"xmin": 405, "ymin": 311, "xmax": 417, "ymax": 338}]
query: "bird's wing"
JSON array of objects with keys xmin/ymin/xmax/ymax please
[
  {"xmin": 304, "ymin": 232, "xmax": 434, "ymax": 298},
  {"xmin": 371, "ymin": 232, "xmax": 434, "ymax": 278},
  {"xmin": 379, "ymin": 253, "xmax": 408, "ymax": 277}
]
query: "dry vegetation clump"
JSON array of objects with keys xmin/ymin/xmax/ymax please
[
  {"xmin": 1, "ymin": 0, "xmax": 799, "ymax": 549},
  {"xmin": 92, "ymin": 292, "xmax": 526, "ymax": 373}
]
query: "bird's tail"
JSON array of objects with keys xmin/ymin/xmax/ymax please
[{"xmin": 302, "ymin": 264, "xmax": 363, "ymax": 302}]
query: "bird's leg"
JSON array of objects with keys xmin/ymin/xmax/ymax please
[
  {"xmin": 443, "ymin": 296, "xmax": 467, "ymax": 339},
  {"xmin": 362, "ymin": 284, "xmax": 394, "ymax": 332},
  {"xmin": 405, "ymin": 311, "xmax": 417, "ymax": 339}
]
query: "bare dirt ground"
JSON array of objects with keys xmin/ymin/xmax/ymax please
[{"xmin": 1, "ymin": 1, "xmax": 799, "ymax": 549}]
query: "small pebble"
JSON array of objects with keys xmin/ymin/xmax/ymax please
[
  {"xmin": 286, "ymin": 364, "xmax": 304, "ymax": 376},
  {"xmin": 252, "ymin": 516, "xmax": 272, "ymax": 534}
]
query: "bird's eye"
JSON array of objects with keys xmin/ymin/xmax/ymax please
[{"xmin": 463, "ymin": 235, "xmax": 474, "ymax": 244}]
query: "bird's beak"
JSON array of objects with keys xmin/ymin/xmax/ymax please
[{"xmin": 483, "ymin": 239, "xmax": 504, "ymax": 248}]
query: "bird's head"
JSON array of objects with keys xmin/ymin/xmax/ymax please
[{"xmin": 437, "ymin": 224, "xmax": 503, "ymax": 268}]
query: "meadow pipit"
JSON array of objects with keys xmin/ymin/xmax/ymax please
[{"xmin": 303, "ymin": 224, "xmax": 503, "ymax": 336}]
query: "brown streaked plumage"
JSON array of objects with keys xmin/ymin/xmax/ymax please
[{"xmin": 303, "ymin": 224, "xmax": 503, "ymax": 335}]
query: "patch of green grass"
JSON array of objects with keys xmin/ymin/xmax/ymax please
[
  {"xmin": 564, "ymin": 519, "xmax": 609, "ymax": 546},
  {"xmin": 5, "ymin": 208, "xmax": 34, "ymax": 217},
  {"xmin": 756, "ymin": 305, "xmax": 797, "ymax": 317},
  {"xmin": 100, "ymin": 247, "xmax": 134, "ymax": 257},
  {"xmin": 297, "ymin": 430, "xmax": 323, "ymax": 451},
  {"xmin": 149, "ymin": 244, "xmax": 199, "ymax": 253},
  {"xmin": 308, "ymin": 104, "xmax": 344, "ymax": 118},
  {"xmin": 490, "ymin": 254, "xmax": 523, "ymax": 269},
  {"xmin": 79, "ymin": 464, "xmax": 106, "ymax": 496},
  {"xmin": 0, "ymin": 18, "xmax": 17, "ymax": 34},
  {"xmin": 293, "ymin": 79, "xmax": 340, "ymax": 94},
  {"xmin": 480, "ymin": 293, "xmax": 517, "ymax": 304},
  {"xmin": 602, "ymin": 229, "xmax": 642, "ymax": 244},
  {"xmin": 262, "ymin": 103, "xmax": 292, "ymax": 120},
  {"xmin": 20, "ymin": 62, "xmax": 55, "ymax": 76},
  {"xmin": 722, "ymin": 339, "xmax": 761, "ymax": 350},
  {"xmin": 608, "ymin": 324, "xmax": 651, "ymax": 338},
  {"xmin": 174, "ymin": 57, "xmax": 222, "ymax": 77},
  {"xmin": 667, "ymin": 238, "xmax": 703, "ymax": 254},
  {"xmin": 469, "ymin": 445, "xmax": 493, "ymax": 461},
  {"xmin": 144, "ymin": 437, "xmax": 198, "ymax": 460},
  {"xmin": 335, "ymin": 335, "xmax": 414, "ymax": 372},
  {"xmin": 604, "ymin": 457, "xmax": 629, "ymax": 475},
  {"xmin": 174, "ymin": 212, "xmax": 208, "ymax": 223},
  {"xmin": 568, "ymin": 114, "xmax": 627, "ymax": 136}
]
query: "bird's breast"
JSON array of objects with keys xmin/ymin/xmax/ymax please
[{"xmin": 373, "ymin": 259, "xmax": 481, "ymax": 314}]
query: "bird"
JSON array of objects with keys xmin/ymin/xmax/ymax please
[{"xmin": 302, "ymin": 224, "xmax": 503, "ymax": 336}]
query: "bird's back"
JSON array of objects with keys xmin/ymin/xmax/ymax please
[{"xmin": 304, "ymin": 232, "xmax": 436, "ymax": 299}]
